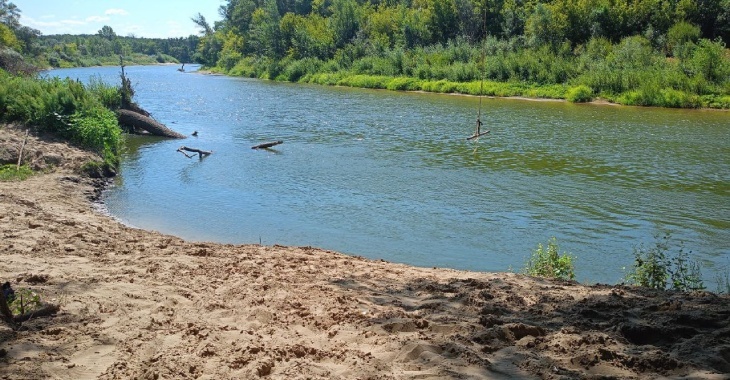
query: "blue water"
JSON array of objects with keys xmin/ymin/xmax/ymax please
[{"xmin": 49, "ymin": 65, "xmax": 730, "ymax": 286}]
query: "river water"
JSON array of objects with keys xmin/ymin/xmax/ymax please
[{"xmin": 48, "ymin": 65, "xmax": 730, "ymax": 286}]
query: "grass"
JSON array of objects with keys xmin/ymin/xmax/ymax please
[{"xmin": 0, "ymin": 164, "xmax": 33, "ymax": 181}]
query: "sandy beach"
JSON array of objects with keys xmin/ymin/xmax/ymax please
[{"xmin": 1, "ymin": 124, "xmax": 728, "ymax": 379}]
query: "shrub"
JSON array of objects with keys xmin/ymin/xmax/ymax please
[
  {"xmin": 524, "ymin": 237, "xmax": 575, "ymax": 280},
  {"xmin": 625, "ymin": 234, "xmax": 705, "ymax": 291},
  {"xmin": 8, "ymin": 288, "xmax": 42, "ymax": 316},
  {"xmin": 566, "ymin": 85, "xmax": 593, "ymax": 102},
  {"xmin": 386, "ymin": 77, "xmax": 421, "ymax": 91},
  {"xmin": 68, "ymin": 105, "xmax": 122, "ymax": 168}
]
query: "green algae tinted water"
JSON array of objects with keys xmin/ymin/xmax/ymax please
[{"xmin": 50, "ymin": 65, "xmax": 730, "ymax": 285}]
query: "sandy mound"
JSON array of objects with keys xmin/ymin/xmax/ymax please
[{"xmin": 1, "ymin": 124, "xmax": 728, "ymax": 379}]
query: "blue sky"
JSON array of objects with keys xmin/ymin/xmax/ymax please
[{"xmin": 15, "ymin": 0, "xmax": 224, "ymax": 38}]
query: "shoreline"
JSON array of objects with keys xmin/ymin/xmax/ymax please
[
  {"xmin": 191, "ymin": 67, "xmax": 730, "ymax": 111},
  {"xmin": 1, "ymin": 124, "xmax": 729, "ymax": 379}
]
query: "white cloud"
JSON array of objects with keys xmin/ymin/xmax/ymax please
[
  {"xmin": 26, "ymin": 18, "xmax": 86, "ymax": 28},
  {"xmin": 105, "ymin": 8, "xmax": 129, "ymax": 16},
  {"xmin": 86, "ymin": 16, "xmax": 110, "ymax": 22}
]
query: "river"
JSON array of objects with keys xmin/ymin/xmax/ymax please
[{"xmin": 48, "ymin": 65, "xmax": 730, "ymax": 286}]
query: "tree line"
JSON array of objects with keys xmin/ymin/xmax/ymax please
[
  {"xmin": 37, "ymin": 28, "xmax": 200, "ymax": 68},
  {"xmin": 2, "ymin": 0, "xmax": 729, "ymax": 108},
  {"xmin": 192, "ymin": 0, "xmax": 730, "ymax": 108},
  {"xmin": 0, "ymin": 1, "xmax": 199, "ymax": 70}
]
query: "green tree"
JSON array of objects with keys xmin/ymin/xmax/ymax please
[
  {"xmin": 425, "ymin": 0, "xmax": 459, "ymax": 44},
  {"xmin": 192, "ymin": 13, "xmax": 214, "ymax": 36},
  {"xmin": 524, "ymin": 3, "xmax": 567, "ymax": 49},
  {"xmin": 667, "ymin": 21, "xmax": 700, "ymax": 60},
  {"xmin": 281, "ymin": 13, "xmax": 334, "ymax": 59},
  {"xmin": 0, "ymin": 0, "xmax": 20, "ymax": 28},
  {"xmin": 217, "ymin": 30, "xmax": 244, "ymax": 70},
  {"xmin": 98, "ymin": 25, "xmax": 116, "ymax": 41},
  {"xmin": 0, "ymin": 22, "xmax": 19, "ymax": 49},
  {"xmin": 329, "ymin": 0, "xmax": 359, "ymax": 47},
  {"xmin": 690, "ymin": 38, "xmax": 729, "ymax": 83},
  {"xmin": 248, "ymin": 0, "xmax": 282, "ymax": 57},
  {"xmin": 220, "ymin": 0, "xmax": 257, "ymax": 35}
]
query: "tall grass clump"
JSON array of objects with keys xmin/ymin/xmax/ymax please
[
  {"xmin": 625, "ymin": 234, "xmax": 705, "ymax": 291},
  {"xmin": 524, "ymin": 237, "xmax": 576, "ymax": 280},
  {"xmin": 566, "ymin": 85, "xmax": 593, "ymax": 102},
  {"xmin": 86, "ymin": 75, "xmax": 121, "ymax": 110}
]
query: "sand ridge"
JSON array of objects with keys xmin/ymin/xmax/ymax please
[{"xmin": 1, "ymin": 124, "xmax": 729, "ymax": 379}]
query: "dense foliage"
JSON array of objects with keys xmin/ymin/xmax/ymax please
[
  {"xmin": 194, "ymin": 0, "xmax": 730, "ymax": 108},
  {"xmin": 36, "ymin": 31, "xmax": 200, "ymax": 68},
  {"xmin": 0, "ymin": 70, "xmax": 123, "ymax": 169}
]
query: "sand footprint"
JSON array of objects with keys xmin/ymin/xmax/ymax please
[{"xmin": 42, "ymin": 344, "xmax": 116, "ymax": 380}]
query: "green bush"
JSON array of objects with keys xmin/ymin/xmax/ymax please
[
  {"xmin": 566, "ymin": 85, "xmax": 593, "ymax": 102},
  {"xmin": 625, "ymin": 234, "xmax": 705, "ymax": 291},
  {"xmin": 68, "ymin": 106, "xmax": 122, "ymax": 167},
  {"xmin": 524, "ymin": 237, "xmax": 575, "ymax": 280},
  {"xmin": 0, "ymin": 72, "xmax": 123, "ymax": 169},
  {"xmin": 386, "ymin": 77, "xmax": 421, "ymax": 91}
]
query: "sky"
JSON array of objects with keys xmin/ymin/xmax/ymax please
[{"xmin": 14, "ymin": 0, "xmax": 224, "ymax": 38}]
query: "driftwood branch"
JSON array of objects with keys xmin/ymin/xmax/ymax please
[
  {"xmin": 16, "ymin": 129, "xmax": 29, "ymax": 170},
  {"xmin": 466, "ymin": 130, "xmax": 490, "ymax": 141},
  {"xmin": 14, "ymin": 303, "xmax": 60, "ymax": 323},
  {"xmin": 252, "ymin": 140, "xmax": 283, "ymax": 150},
  {"xmin": 177, "ymin": 146, "xmax": 212, "ymax": 158}
]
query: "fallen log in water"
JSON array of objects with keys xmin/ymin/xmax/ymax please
[
  {"xmin": 252, "ymin": 140, "xmax": 283, "ymax": 149},
  {"xmin": 117, "ymin": 109, "xmax": 186, "ymax": 139},
  {"xmin": 177, "ymin": 146, "xmax": 212, "ymax": 158}
]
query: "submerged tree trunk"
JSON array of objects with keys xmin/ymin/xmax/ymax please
[
  {"xmin": 117, "ymin": 109, "xmax": 186, "ymax": 139},
  {"xmin": 252, "ymin": 140, "xmax": 283, "ymax": 149}
]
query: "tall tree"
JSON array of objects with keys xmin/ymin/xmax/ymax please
[
  {"xmin": 192, "ymin": 13, "xmax": 214, "ymax": 36},
  {"xmin": 329, "ymin": 0, "xmax": 359, "ymax": 47},
  {"xmin": 0, "ymin": 0, "xmax": 20, "ymax": 28},
  {"xmin": 98, "ymin": 25, "xmax": 116, "ymax": 40}
]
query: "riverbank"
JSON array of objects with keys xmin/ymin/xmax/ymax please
[
  {"xmin": 1, "ymin": 124, "xmax": 729, "ymax": 379},
  {"xmin": 195, "ymin": 68, "xmax": 730, "ymax": 111}
]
